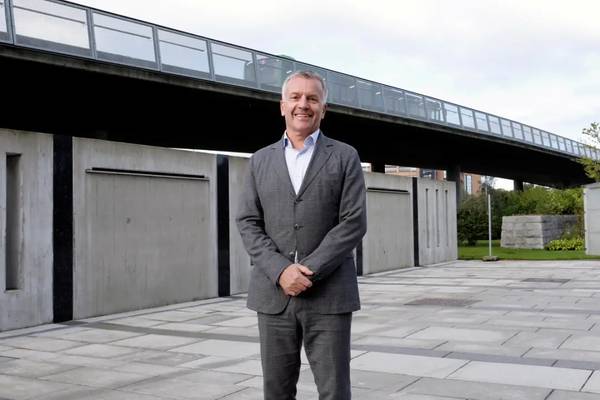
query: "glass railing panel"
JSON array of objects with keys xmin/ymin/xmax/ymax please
[
  {"xmin": 425, "ymin": 98, "xmax": 444, "ymax": 122},
  {"xmin": 474, "ymin": 112, "xmax": 489, "ymax": 132},
  {"xmin": 327, "ymin": 71, "xmax": 357, "ymax": 107},
  {"xmin": 500, "ymin": 119, "xmax": 513, "ymax": 137},
  {"xmin": 255, "ymin": 54, "xmax": 293, "ymax": 93},
  {"xmin": 93, "ymin": 13, "xmax": 156, "ymax": 68},
  {"xmin": 522, "ymin": 126, "xmax": 533, "ymax": 142},
  {"xmin": 356, "ymin": 80, "xmax": 383, "ymax": 111},
  {"xmin": 566, "ymin": 139, "xmax": 574, "ymax": 154},
  {"xmin": 13, "ymin": 0, "xmax": 90, "ymax": 56},
  {"xmin": 382, "ymin": 87, "xmax": 405, "ymax": 115},
  {"xmin": 557, "ymin": 137, "xmax": 566, "ymax": 151},
  {"xmin": 157, "ymin": 29, "xmax": 209, "ymax": 79},
  {"xmin": 0, "ymin": 0, "xmax": 9, "ymax": 42},
  {"xmin": 210, "ymin": 42, "xmax": 256, "ymax": 87},
  {"xmin": 550, "ymin": 134, "xmax": 559, "ymax": 149},
  {"xmin": 460, "ymin": 107, "xmax": 475, "ymax": 129},
  {"xmin": 293, "ymin": 62, "xmax": 329, "ymax": 96},
  {"xmin": 488, "ymin": 116, "xmax": 501, "ymax": 135},
  {"xmin": 532, "ymin": 128, "xmax": 542, "ymax": 145},
  {"xmin": 541, "ymin": 131, "xmax": 551, "ymax": 147},
  {"xmin": 512, "ymin": 122, "xmax": 524, "ymax": 140},
  {"xmin": 443, "ymin": 103, "xmax": 460, "ymax": 125},
  {"xmin": 405, "ymin": 92, "xmax": 426, "ymax": 118}
]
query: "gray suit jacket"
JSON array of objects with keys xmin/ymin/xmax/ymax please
[{"xmin": 236, "ymin": 133, "xmax": 367, "ymax": 314}]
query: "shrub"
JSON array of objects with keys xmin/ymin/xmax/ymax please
[
  {"xmin": 457, "ymin": 195, "xmax": 488, "ymax": 246},
  {"xmin": 545, "ymin": 237, "xmax": 584, "ymax": 251}
]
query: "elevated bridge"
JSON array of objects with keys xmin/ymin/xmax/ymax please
[{"xmin": 0, "ymin": 0, "xmax": 597, "ymax": 188}]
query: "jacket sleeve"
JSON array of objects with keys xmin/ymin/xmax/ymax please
[
  {"xmin": 235, "ymin": 156, "xmax": 292, "ymax": 285},
  {"xmin": 300, "ymin": 148, "xmax": 367, "ymax": 281}
]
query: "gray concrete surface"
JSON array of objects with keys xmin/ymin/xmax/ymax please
[
  {"xmin": 585, "ymin": 183, "xmax": 600, "ymax": 255},
  {"xmin": 363, "ymin": 173, "xmax": 414, "ymax": 274},
  {"xmin": 72, "ymin": 139, "xmax": 218, "ymax": 318},
  {"xmin": 501, "ymin": 215, "xmax": 578, "ymax": 249},
  {"xmin": 0, "ymin": 129, "xmax": 53, "ymax": 331},
  {"xmin": 417, "ymin": 179, "xmax": 457, "ymax": 265},
  {"xmin": 2, "ymin": 260, "xmax": 600, "ymax": 399},
  {"xmin": 228, "ymin": 156, "xmax": 251, "ymax": 295}
]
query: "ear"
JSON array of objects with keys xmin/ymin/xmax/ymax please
[
  {"xmin": 321, "ymin": 104, "xmax": 327, "ymax": 119},
  {"xmin": 280, "ymin": 100, "xmax": 285, "ymax": 117}
]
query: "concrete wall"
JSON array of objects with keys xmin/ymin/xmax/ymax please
[
  {"xmin": 362, "ymin": 173, "xmax": 414, "ymax": 274},
  {"xmin": 585, "ymin": 183, "xmax": 600, "ymax": 255},
  {"xmin": 0, "ymin": 129, "xmax": 53, "ymax": 331},
  {"xmin": 418, "ymin": 179, "xmax": 458, "ymax": 265},
  {"xmin": 72, "ymin": 138, "xmax": 218, "ymax": 318},
  {"xmin": 501, "ymin": 215, "xmax": 578, "ymax": 249},
  {"xmin": 228, "ymin": 156, "xmax": 251, "ymax": 294}
]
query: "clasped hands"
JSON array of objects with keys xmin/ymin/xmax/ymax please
[{"xmin": 278, "ymin": 263, "xmax": 314, "ymax": 296}]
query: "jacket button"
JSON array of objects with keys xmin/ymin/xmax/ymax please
[
  {"xmin": 288, "ymin": 251, "xmax": 295, "ymax": 257},
  {"xmin": 294, "ymin": 224, "xmax": 300, "ymax": 230}
]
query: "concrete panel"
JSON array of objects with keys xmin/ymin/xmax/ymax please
[
  {"xmin": 585, "ymin": 183, "xmax": 600, "ymax": 255},
  {"xmin": 72, "ymin": 138, "xmax": 218, "ymax": 318},
  {"xmin": 501, "ymin": 215, "xmax": 577, "ymax": 249},
  {"xmin": 228, "ymin": 156, "xmax": 251, "ymax": 294},
  {"xmin": 0, "ymin": 129, "xmax": 53, "ymax": 331},
  {"xmin": 363, "ymin": 173, "xmax": 414, "ymax": 274},
  {"xmin": 418, "ymin": 179, "xmax": 457, "ymax": 265}
]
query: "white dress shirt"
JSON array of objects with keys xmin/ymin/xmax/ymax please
[{"xmin": 283, "ymin": 129, "xmax": 320, "ymax": 195}]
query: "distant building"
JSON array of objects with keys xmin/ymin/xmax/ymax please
[{"xmin": 376, "ymin": 165, "xmax": 482, "ymax": 195}]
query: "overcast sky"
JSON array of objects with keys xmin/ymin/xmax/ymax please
[{"xmin": 76, "ymin": 0, "xmax": 599, "ymax": 144}]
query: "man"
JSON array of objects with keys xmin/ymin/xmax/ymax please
[{"xmin": 236, "ymin": 70, "xmax": 367, "ymax": 400}]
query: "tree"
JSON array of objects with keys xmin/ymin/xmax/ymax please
[{"xmin": 580, "ymin": 122, "xmax": 600, "ymax": 182}]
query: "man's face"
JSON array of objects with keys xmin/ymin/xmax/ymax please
[{"xmin": 280, "ymin": 76, "xmax": 327, "ymax": 137}]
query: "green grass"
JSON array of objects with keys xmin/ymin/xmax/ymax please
[{"xmin": 459, "ymin": 240, "xmax": 600, "ymax": 260}]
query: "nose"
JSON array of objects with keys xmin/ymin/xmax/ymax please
[{"xmin": 298, "ymin": 95, "xmax": 309, "ymax": 108}]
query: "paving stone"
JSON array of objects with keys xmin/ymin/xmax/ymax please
[
  {"xmin": 406, "ymin": 327, "xmax": 516, "ymax": 343},
  {"xmin": 582, "ymin": 371, "xmax": 600, "ymax": 394},
  {"xmin": 0, "ymin": 373, "xmax": 76, "ymax": 399},
  {"xmin": 63, "ymin": 343, "xmax": 139, "ymax": 358},
  {"xmin": 112, "ymin": 361, "xmax": 188, "ymax": 377},
  {"xmin": 49, "ymin": 328, "xmax": 144, "ymax": 344},
  {"xmin": 42, "ymin": 366, "xmax": 148, "ymax": 389},
  {"xmin": 503, "ymin": 331, "xmax": 570, "ymax": 349},
  {"xmin": 525, "ymin": 347, "xmax": 600, "ymax": 363},
  {"xmin": 548, "ymin": 389, "xmax": 600, "ymax": 399},
  {"xmin": 142, "ymin": 310, "xmax": 203, "ymax": 322},
  {"xmin": 108, "ymin": 317, "xmax": 164, "ymax": 328},
  {"xmin": 33, "ymin": 387, "xmax": 173, "ymax": 400},
  {"xmin": 170, "ymin": 339, "xmax": 260, "ymax": 358},
  {"xmin": 398, "ymin": 377, "xmax": 550, "ymax": 400},
  {"xmin": 448, "ymin": 361, "xmax": 591, "ymax": 391},
  {"xmin": 0, "ymin": 336, "xmax": 86, "ymax": 352},
  {"xmin": 120, "ymin": 377, "xmax": 243, "ymax": 399},
  {"xmin": 435, "ymin": 342, "xmax": 529, "ymax": 357},
  {"xmin": 112, "ymin": 334, "xmax": 199, "ymax": 350},
  {"xmin": 561, "ymin": 334, "xmax": 600, "ymax": 351},
  {"xmin": 350, "ymin": 369, "xmax": 418, "ymax": 391},
  {"xmin": 351, "ymin": 352, "xmax": 468, "ymax": 378},
  {"xmin": 352, "ymin": 335, "xmax": 445, "ymax": 350},
  {"xmin": 152, "ymin": 322, "xmax": 215, "ymax": 332},
  {"xmin": 213, "ymin": 359, "xmax": 262, "ymax": 376},
  {"xmin": 114, "ymin": 349, "xmax": 203, "ymax": 366},
  {"xmin": 0, "ymin": 359, "xmax": 78, "ymax": 378}
]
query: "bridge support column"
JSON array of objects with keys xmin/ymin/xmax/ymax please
[
  {"xmin": 371, "ymin": 162, "xmax": 385, "ymax": 173},
  {"xmin": 514, "ymin": 180, "xmax": 524, "ymax": 192},
  {"xmin": 446, "ymin": 165, "xmax": 463, "ymax": 205}
]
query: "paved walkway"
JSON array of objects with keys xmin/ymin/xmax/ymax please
[{"xmin": 2, "ymin": 260, "xmax": 600, "ymax": 399}]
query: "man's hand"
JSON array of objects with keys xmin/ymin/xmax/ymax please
[{"xmin": 278, "ymin": 264, "xmax": 314, "ymax": 296}]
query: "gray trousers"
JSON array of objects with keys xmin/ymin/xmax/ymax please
[{"xmin": 257, "ymin": 298, "xmax": 352, "ymax": 400}]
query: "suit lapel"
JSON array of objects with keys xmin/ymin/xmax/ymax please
[
  {"xmin": 297, "ymin": 134, "xmax": 334, "ymax": 198},
  {"xmin": 270, "ymin": 142, "xmax": 296, "ymax": 198}
]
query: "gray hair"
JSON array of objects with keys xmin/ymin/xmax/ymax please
[{"xmin": 281, "ymin": 71, "xmax": 328, "ymax": 104}]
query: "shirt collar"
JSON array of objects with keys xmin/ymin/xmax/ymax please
[{"xmin": 283, "ymin": 129, "xmax": 320, "ymax": 149}]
